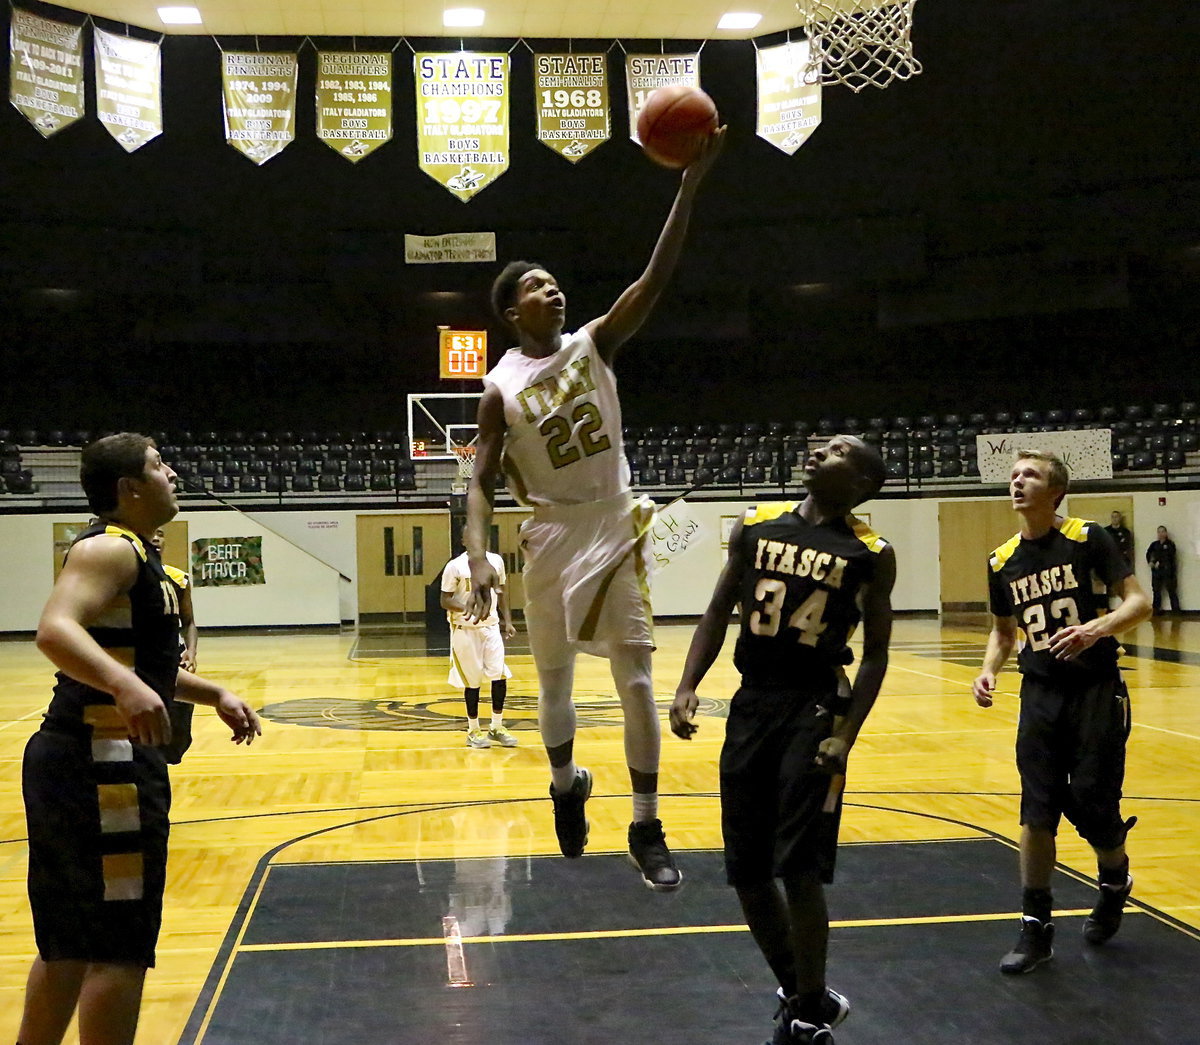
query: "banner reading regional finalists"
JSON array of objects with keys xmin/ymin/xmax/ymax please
[
  {"xmin": 756, "ymin": 41, "xmax": 821, "ymax": 155},
  {"xmin": 624, "ymin": 52, "xmax": 699, "ymax": 145},
  {"xmin": 415, "ymin": 52, "xmax": 509, "ymax": 202},
  {"xmin": 222, "ymin": 51, "xmax": 297, "ymax": 165},
  {"xmin": 534, "ymin": 53, "xmax": 609, "ymax": 163},
  {"xmin": 94, "ymin": 28, "xmax": 162, "ymax": 153},
  {"xmin": 9, "ymin": 8, "xmax": 84, "ymax": 138},
  {"xmin": 191, "ymin": 537, "xmax": 266, "ymax": 587},
  {"xmin": 316, "ymin": 51, "xmax": 392, "ymax": 163}
]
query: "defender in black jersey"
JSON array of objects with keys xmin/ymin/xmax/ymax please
[
  {"xmin": 672, "ymin": 435, "xmax": 894, "ymax": 1045},
  {"xmin": 973, "ymin": 450, "xmax": 1151, "ymax": 977},
  {"xmin": 19, "ymin": 434, "xmax": 261, "ymax": 1045}
]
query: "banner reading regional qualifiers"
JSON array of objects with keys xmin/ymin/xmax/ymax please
[
  {"xmin": 221, "ymin": 51, "xmax": 297, "ymax": 165},
  {"xmin": 9, "ymin": 8, "xmax": 85, "ymax": 138},
  {"xmin": 624, "ymin": 52, "xmax": 700, "ymax": 145},
  {"xmin": 533, "ymin": 53, "xmax": 610, "ymax": 163},
  {"xmin": 756, "ymin": 40, "xmax": 821, "ymax": 155},
  {"xmin": 94, "ymin": 27, "xmax": 162, "ymax": 153},
  {"xmin": 316, "ymin": 51, "xmax": 392, "ymax": 163},
  {"xmin": 415, "ymin": 51, "xmax": 509, "ymax": 202}
]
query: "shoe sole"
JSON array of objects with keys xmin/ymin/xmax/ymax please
[
  {"xmin": 489, "ymin": 736, "xmax": 519, "ymax": 747},
  {"xmin": 625, "ymin": 851, "xmax": 684, "ymax": 892},
  {"xmin": 999, "ymin": 950, "xmax": 1054, "ymax": 975},
  {"xmin": 466, "ymin": 739, "xmax": 491, "ymax": 748}
]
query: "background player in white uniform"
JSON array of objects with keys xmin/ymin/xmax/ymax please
[
  {"xmin": 441, "ymin": 548, "xmax": 516, "ymax": 749},
  {"xmin": 465, "ymin": 128, "xmax": 726, "ymax": 890}
]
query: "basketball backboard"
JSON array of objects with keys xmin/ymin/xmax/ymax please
[{"xmin": 407, "ymin": 392, "xmax": 481, "ymax": 462}]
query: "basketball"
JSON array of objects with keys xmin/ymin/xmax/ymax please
[{"xmin": 636, "ymin": 85, "xmax": 719, "ymax": 169}]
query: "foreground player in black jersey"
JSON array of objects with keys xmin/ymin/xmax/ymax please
[
  {"xmin": 19, "ymin": 434, "xmax": 260, "ymax": 1045},
  {"xmin": 973, "ymin": 449, "xmax": 1150, "ymax": 976},
  {"xmin": 671, "ymin": 435, "xmax": 894, "ymax": 1045}
]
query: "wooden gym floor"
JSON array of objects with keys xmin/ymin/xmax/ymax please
[{"xmin": 1, "ymin": 616, "xmax": 1199, "ymax": 1044}]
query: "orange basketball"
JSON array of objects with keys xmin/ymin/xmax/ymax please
[{"xmin": 636, "ymin": 85, "xmax": 718, "ymax": 169}]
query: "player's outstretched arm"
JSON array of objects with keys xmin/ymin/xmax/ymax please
[
  {"xmin": 586, "ymin": 126, "xmax": 726, "ymax": 364},
  {"xmin": 670, "ymin": 514, "xmax": 745, "ymax": 739},
  {"xmin": 37, "ymin": 536, "xmax": 172, "ymax": 747},
  {"xmin": 972, "ymin": 615, "xmax": 1017, "ymax": 707},
  {"xmin": 464, "ymin": 386, "xmax": 505, "ymax": 621},
  {"xmin": 175, "ymin": 668, "xmax": 261, "ymax": 745},
  {"xmin": 819, "ymin": 544, "xmax": 897, "ymax": 770}
]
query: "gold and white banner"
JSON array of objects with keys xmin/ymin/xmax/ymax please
[
  {"xmin": 756, "ymin": 41, "xmax": 821, "ymax": 155},
  {"xmin": 404, "ymin": 232, "xmax": 496, "ymax": 265},
  {"xmin": 415, "ymin": 52, "xmax": 509, "ymax": 202},
  {"xmin": 316, "ymin": 51, "xmax": 392, "ymax": 163},
  {"xmin": 533, "ymin": 53, "xmax": 609, "ymax": 163},
  {"xmin": 94, "ymin": 28, "xmax": 162, "ymax": 153},
  {"xmin": 9, "ymin": 8, "xmax": 85, "ymax": 138},
  {"xmin": 624, "ymin": 52, "xmax": 700, "ymax": 145},
  {"xmin": 221, "ymin": 51, "xmax": 298, "ymax": 165}
]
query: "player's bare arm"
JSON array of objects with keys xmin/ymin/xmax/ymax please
[
  {"xmin": 464, "ymin": 385, "xmax": 506, "ymax": 620},
  {"xmin": 1048, "ymin": 572, "xmax": 1152, "ymax": 661},
  {"xmin": 819, "ymin": 543, "xmax": 896, "ymax": 770},
  {"xmin": 174, "ymin": 669, "xmax": 261, "ymax": 745},
  {"xmin": 498, "ymin": 586, "xmax": 516, "ymax": 639},
  {"xmin": 179, "ymin": 584, "xmax": 198, "ymax": 672},
  {"xmin": 973, "ymin": 614, "xmax": 1018, "ymax": 707},
  {"xmin": 585, "ymin": 126, "xmax": 727, "ymax": 364},
  {"xmin": 670, "ymin": 515, "xmax": 747, "ymax": 739},
  {"xmin": 36, "ymin": 535, "xmax": 172, "ymax": 747},
  {"xmin": 440, "ymin": 590, "xmax": 470, "ymax": 614}
]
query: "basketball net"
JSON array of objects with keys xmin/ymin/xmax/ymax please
[
  {"xmin": 450, "ymin": 445, "xmax": 475, "ymax": 495},
  {"xmin": 796, "ymin": 0, "xmax": 922, "ymax": 92}
]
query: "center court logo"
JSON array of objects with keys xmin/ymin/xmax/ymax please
[{"xmin": 259, "ymin": 693, "xmax": 729, "ymax": 732}]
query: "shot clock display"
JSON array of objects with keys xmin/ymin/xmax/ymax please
[{"xmin": 439, "ymin": 330, "xmax": 487, "ymax": 380}]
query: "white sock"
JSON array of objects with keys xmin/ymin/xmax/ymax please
[
  {"xmin": 491, "ymin": 712, "xmax": 503, "ymax": 729},
  {"xmin": 632, "ymin": 791, "xmax": 658, "ymax": 824},
  {"xmin": 551, "ymin": 762, "xmax": 578, "ymax": 794},
  {"xmin": 467, "ymin": 717, "xmax": 480, "ymax": 732}
]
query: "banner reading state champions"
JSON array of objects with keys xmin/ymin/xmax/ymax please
[
  {"xmin": 624, "ymin": 52, "xmax": 699, "ymax": 145},
  {"xmin": 316, "ymin": 51, "xmax": 392, "ymax": 163},
  {"xmin": 415, "ymin": 51, "xmax": 509, "ymax": 202},
  {"xmin": 221, "ymin": 50, "xmax": 298, "ymax": 165},
  {"xmin": 756, "ymin": 41, "xmax": 821, "ymax": 155},
  {"xmin": 94, "ymin": 27, "xmax": 162, "ymax": 153},
  {"xmin": 533, "ymin": 52, "xmax": 609, "ymax": 163},
  {"xmin": 9, "ymin": 8, "xmax": 85, "ymax": 138}
]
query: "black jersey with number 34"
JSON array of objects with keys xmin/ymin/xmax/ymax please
[
  {"xmin": 988, "ymin": 517, "xmax": 1132, "ymax": 680},
  {"xmin": 732, "ymin": 503, "xmax": 889, "ymax": 691}
]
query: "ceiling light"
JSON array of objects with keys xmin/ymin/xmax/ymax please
[
  {"xmin": 157, "ymin": 6, "xmax": 203, "ymax": 24},
  {"xmin": 717, "ymin": 12, "xmax": 762, "ymax": 30},
  {"xmin": 443, "ymin": 8, "xmax": 485, "ymax": 27}
]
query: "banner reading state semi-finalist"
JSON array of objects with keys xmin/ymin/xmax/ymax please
[
  {"xmin": 316, "ymin": 51, "xmax": 392, "ymax": 163},
  {"xmin": 94, "ymin": 27, "xmax": 162, "ymax": 153},
  {"xmin": 624, "ymin": 52, "xmax": 699, "ymax": 145},
  {"xmin": 756, "ymin": 41, "xmax": 821, "ymax": 155},
  {"xmin": 221, "ymin": 51, "xmax": 297, "ymax": 165},
  {"xmin": 534, "ymin": 53, "xmax": 609, "ymax": 163},
  {"xmin": 415, "ymin": 52, "xmax": 509, "ymax": 202},
  {"xmin": 9, "ymin": 8, "xmax": 84, "ymax": 138}
]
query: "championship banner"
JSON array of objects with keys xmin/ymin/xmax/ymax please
[
  {"xmin": 756, "ymin": 41, "xmax": 821, "ymax": 155},
  {"xmin": 191, "ymin": 536, "xmax": 266, "ymax": 587},
  {"xmin": 533, "ymin": 52, "xmax": 609, "ymax": 163},
  {"xmin": 624, "ymin": 52, "xmax": 699, "ymax": 144},
  {"xmin": 316, "ymin": 51, "xmax": 392, "ymax": 163},
  {"xmin": 9, "ymin": 8, "xmax": 84, "ymax": 138},
  {"xmin": 415, "ymin": 52, "xmax": 509, "ymax": 202},
  {"xmin": 94, "ymin": 28, "xmax": 162, "ymax": 153},
  {"xmin": 404, "ymin": 231, "xmax": 496, "ymax": 264},
  {"xmin": 221, "ymin": 51, "xmax": 297, "ymax": 165},
  {"xmin": 975, "ymin": 430, "xmax": 1114, "ymax": 484}
]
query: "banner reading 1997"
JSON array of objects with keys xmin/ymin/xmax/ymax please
[
  {"xmin": 316, "ymin": 51, "xmax": 392, "ymax": 163},
  {"xmin": 415, "ymin": 52, "xmax": 509, "ymax": 203},
  {"xmin": 9, "ymin": 8, "xmax": 85, "ymax": 138},
  {"xmin": 221, "ymin": 51, "xmax": 297, "ymax": 166},
  {"xmin": 534, "ymin": 53, "xmax": 609, "ymax": 163},
  {"xmin": 756, "ymin": 41, "xmax": 821, "ymax": 155},
  {"xmin": 624, "ymin": 52, "xmax": 700, "ymax": 145}
]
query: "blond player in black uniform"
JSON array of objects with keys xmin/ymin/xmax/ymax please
[
  {"xmin": 973, "ymin": 449, "xmax": 1151, "ymax": 975},
  {"xmin": 18, "ymin": 434, "xmax": 260, "ymax": 1045},
  {"xmin": 671, "ymin": 435, "xmax": 894, "ymax": 1045}
]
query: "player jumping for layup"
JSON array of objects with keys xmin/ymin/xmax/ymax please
[{"xmin": 465, "ymin": 127, "xmax": 725, "ymax": 890}]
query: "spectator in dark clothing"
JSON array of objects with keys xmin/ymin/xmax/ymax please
[
  {"xmin": 1105, "ymin": 512, "xmax": 1134, "ymax": 565},
  {"xmin": 1146, "ymin": 526, "xmax": 1181, "ymax": 614}
]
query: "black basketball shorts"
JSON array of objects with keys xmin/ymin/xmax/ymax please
[
  {"xmin": 23, "ymin": 726, "xmax": 171, "ymax": 967},
  {"xmin": 720, "ymin": 686, "xmax": 844, "ymax": 887},
  {"xmin": 1016, "ymin": 672, "xmax": 1132, "ymax": 851}
]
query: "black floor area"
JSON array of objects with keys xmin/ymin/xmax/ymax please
[{"xmin": 182, "ymin": 839, "xmax": 1199, "ymax": 1044}]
